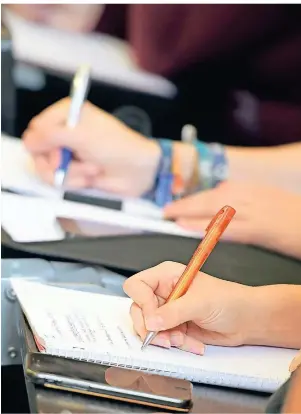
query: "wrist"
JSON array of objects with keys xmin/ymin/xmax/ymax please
[
  {"xmin": 135, "ymin": 138, "xmax": 161, "ymax": 196},
  {"xmin": 244, "ymin": 285, "xmax": 301, "ymax": 348}
]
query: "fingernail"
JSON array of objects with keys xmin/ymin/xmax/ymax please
[
  {"xmin": 145, "ymin": 315, "xmax": 165, "ymax": 331},
  {"xmin": 192, "ymin": 344, "xmax": 205, "ymax": 355},
  {"xmin": 170, "ymin": 333, "xmax": 184, "ymax": 347},
  {"xmin": 289, "ymin": 353, "xmax": 301, "ymax": 372},
  {"xmin": 184, "ymin": 343, "xmax": 205, "ymax": 355},
  {"xmin": 152, "ymin": 337, "xmax": 171, "ymax": 349},
  {"xmin": 163, "ymin": 205, "xmax": 174, "ymax": 218},
  {"xmin": 289, "ymin": 359, "xmax": 298, "ymax": 372}
]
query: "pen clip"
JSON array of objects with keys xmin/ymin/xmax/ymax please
[{"xmin": 205, "ymin": 205, "xmax": 236, "ymax": 233}]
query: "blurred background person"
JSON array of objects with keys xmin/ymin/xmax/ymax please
[{"xmin": 6, "ymin": 4, "xmax": 301, "ymax": 146}]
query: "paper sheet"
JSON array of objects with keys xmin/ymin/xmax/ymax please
[
  {"xmin": 1, "ymin": 134, "xmax": 163, "ymax": 219},
  {"xmin": 1, "ymin": 193, "xmax": 65, "ymax": 243},
  {"xmin": 12, "ymin": 278, "xmax": 297, "ymax": 393},
  {"xmin": 1, "ymin": 135, "xmax": 201, "ymax": 242},
  {"xmin": 1, "ymin": 134, "xmax": 60, "ymax": 198},
  {"xmin": 1, "ymin": 192, "xmax": 199, "ymax": 243},
  {"xmin": 3, "ymin": 9, "xmax": 177, "ymax": 98}
]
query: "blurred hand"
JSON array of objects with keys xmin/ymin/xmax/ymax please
[
  {"xmin": 164, "ymin": 181, "xmax": 301, "ymax": 255},
  {"xmin": 23, "ymin": 98, "xmax": 160, "ymax": 196},
  {"xmin": 6, "ymin": 4, "xmax": 104, "ymax": 32},
  {"xmin": 123, "ymin": 261, "xmax": 255, "ymax": 354}
]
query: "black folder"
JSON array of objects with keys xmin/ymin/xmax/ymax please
[{"xmin": 2, "ymin": 229, "xmax": 301, "ymax": 286}]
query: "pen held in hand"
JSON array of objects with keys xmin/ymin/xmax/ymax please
[
  {"xmin": 141, "ymin": 205, "xmax": 236, "ymax": 350},
  {"xmin": 54, "ymin": 64, "xmax": 91, "ymax": 189}
]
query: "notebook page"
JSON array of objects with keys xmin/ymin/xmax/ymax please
[
  {"xmin": 2, "ymin": 135, "xmax": 200, "ymax": 240},
  {"xmin": 12, "ymin": 279, "xmax": 296, "ymax": 393},
  {"xmin": 3, "ymin": 9, "xmax": 176, "ymax": 98}
]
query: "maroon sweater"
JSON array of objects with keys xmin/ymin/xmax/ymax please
[{"xmin": 95, "ymin": 4, "xmax": 301, "ymax": 146}]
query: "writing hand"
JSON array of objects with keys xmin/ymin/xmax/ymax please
[
  {"xmin": 23, "ymin": 98, "xmax": 160, "ymax": 196},
  {"xmin": 124, "ymin": 261, "xmax": 255, "ymax": 354}
]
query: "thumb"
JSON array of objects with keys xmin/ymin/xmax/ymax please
[
  {"xmin": 164, "ymin": 188, "xmax": 220, "ymax": 220},
  {"xmin": 29, "ymin": 97, "xmax": 71, "ymax": 128},
  {"xmin": 24, "ymin": 125, "xmax": 84, "ymax": 154},
  {"xmin": 145, "ymin": 296, "xmax": 196, "ymax": 332}
]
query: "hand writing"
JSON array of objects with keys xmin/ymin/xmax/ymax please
[
  {"xmin": 124, "ymin": 261, "xmax": 256, "ymax": 354},
  {"xmin": 124, "ymin": 262, "xmax": 301, "ymax": 353},
  {"xmin": 23, "ymin": 98, "xmax": 160, "ymax": 196}
]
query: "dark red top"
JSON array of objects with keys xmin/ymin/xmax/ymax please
[{"xmin": 95, "ymin": 4, "xmax": 301, "ymax": 146}]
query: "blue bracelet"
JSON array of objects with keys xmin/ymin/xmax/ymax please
[
  {"xmin": 154, "ymin": 139, "xmax": 174, "ymax": 207},
  {"xmin": 143, "ymin": 139, "xmax": 174, "ymax": 207}
]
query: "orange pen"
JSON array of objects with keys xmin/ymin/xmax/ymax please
[{"xmin": 141, "ymin": 205, "xmax": 236, "ymax": 350}]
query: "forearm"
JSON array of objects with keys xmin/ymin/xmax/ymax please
[
  {"xmin": 226, "ymin": 144, "xmax": 301, "ymax": 193},
  {"xmin": 247, "ymin": 285, "xmax": 301, "ymax": 349},
  {"xmin": 261, "ymin": 227, "xmax": 301, "ymax": 261}
]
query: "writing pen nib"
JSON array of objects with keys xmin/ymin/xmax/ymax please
[{"xmin": 141, "ymin": 331, "xmax": 156, "ymax": 350}]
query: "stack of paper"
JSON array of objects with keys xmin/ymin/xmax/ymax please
[
  {"xmin": 1, "ymin": 135, "xmax": 201, "ymax": 243},
  {"xmin": 1, "ymin": 134, "xmax": 163, "ymax": 217},
  {"xmin": 3, "ymin": 8, "xmax": 177, "ymax": 98}
]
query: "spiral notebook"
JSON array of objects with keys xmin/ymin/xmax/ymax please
[{"xmin": 11, "ymin": 279, "xmax": 296, "ymax": 394}]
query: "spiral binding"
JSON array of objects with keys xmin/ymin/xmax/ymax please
[{"xmin": 44, "ymin": 340, "xmax": 280, "ymax": 393}]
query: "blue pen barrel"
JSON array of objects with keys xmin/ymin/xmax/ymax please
[{"xmin": 59, "ymin": 148, "xmax": 73, "ymax": 172}]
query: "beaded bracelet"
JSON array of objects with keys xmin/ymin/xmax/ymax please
[
  {"xmin": 209, "ymin": 143, "xmax": 229, "ymax": 187},
  {"xmin": 193, "ymin": 141, "xmax": 228, "ymax": 191}
]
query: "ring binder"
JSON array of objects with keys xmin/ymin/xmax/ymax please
[{"xmin": 46, "ymin": 343, "xmax": 279, "ymax": 391}]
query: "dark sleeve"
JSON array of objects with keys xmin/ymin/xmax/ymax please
[
  {"xmin": 228, "ymin": 92, "xmax": 301, "ymax": 146},
  {"xmin": 258, "ymin": 101, "xmax": 301, "ymax": 145},
  {"xmin": 93, "ymin": 5, "xmax": 129, "ymax": 40},
  {"xmin": 128, "ymin": 4, "xmax": 289, "ymax": 76}
]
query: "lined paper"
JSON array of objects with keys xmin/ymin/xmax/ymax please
[{"xmin": 3, "ymin": 8, "xmax": 177, "ymax": 98}]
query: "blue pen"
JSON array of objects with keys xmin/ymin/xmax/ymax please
[{"xmin": 54, "ymin": 65, "xmax": 91, "ymax": 188}]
